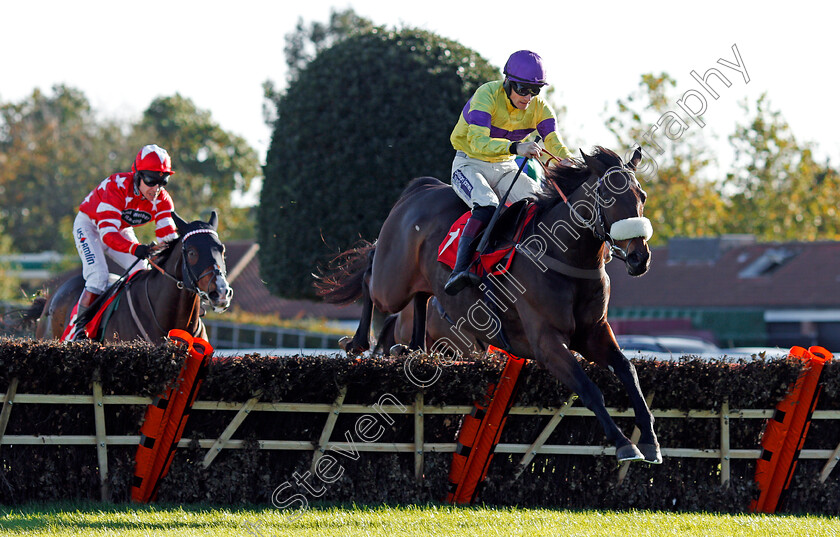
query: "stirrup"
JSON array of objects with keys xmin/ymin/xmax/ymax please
[
  {"xmin": 73, "ymin": 326, "xmax": 89, "ymax": 341},
  {"xmin": 444, "ymin": 269, "xmax": 480, "ymax": 296}
]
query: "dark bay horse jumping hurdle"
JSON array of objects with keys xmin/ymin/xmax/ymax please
[
  {"xmin": 31, "ymin": 212, "xmax": 232, "ymax": 343},
  {"xmin": 317, "ymin": 147, "xmax": 661, "ymax": 463}
]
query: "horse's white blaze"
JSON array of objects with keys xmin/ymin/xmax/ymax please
[{"xmin": 610, "ymin": 217, "xmax": 653, "ymax": 241}]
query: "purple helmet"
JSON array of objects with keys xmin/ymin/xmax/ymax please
[{"xmin": 503, "ymin": 50, "xmax": 548, "ymax": 86}]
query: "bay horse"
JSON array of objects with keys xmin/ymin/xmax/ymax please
[
  {"xmin": 317, "ymin": 147, "xmax": 661, "ymax": 463},
  {"xmin": 30, "ymin": 211, "xmax": 232, "ymax": 343},
  {"xmin": 373, "ymin": 297, "xmax": 483, "ymax": 357}
]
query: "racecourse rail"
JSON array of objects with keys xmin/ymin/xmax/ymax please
[{"xmin": 2, "ymin": 379, "xmax": 840, "ymax": 501}]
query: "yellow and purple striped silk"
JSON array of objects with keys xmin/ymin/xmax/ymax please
[{"xmin": 450, "ymin": 80, "xmax": 573, "ymax": 163}]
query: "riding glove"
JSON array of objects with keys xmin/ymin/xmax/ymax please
[
  {"xmin": 133, "ymin": 243, "xmax": 151, "ymax": 259},
  {"xmin": 511, "ymin": 141, "xmax": 541, "ymax": 158}
]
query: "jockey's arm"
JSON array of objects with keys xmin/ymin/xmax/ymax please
[
  {"xmin": 151, "ymin": 193, "xmax": 179, "ymax": 243},
  {"xmin": 533, "ymin": 101, "xmax": 574, "ymax": 163}
]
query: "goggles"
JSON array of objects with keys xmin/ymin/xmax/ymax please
[
  {"xmin": 509, "ymin": 80, "xmax": 541, "ymax": 97},
  {"xmin": 139, "ymin": 171, "xmax": 170, "ymax": 187}
]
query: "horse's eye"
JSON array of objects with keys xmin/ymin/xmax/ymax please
[{"xmin": 187, "ymin": 248, "xmax": 199, "ymax": 264}]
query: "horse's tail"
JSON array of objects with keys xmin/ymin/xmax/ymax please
[
  {"xmin": 19, "ymin": 296, "xmax": 47, "ymax": 323},
  {"xmin": 0, "ymin": 296, "xmax": 47, "ymax": 335},
  {"xmin": 314, "ymin": 241, "xmax": 376, "ymax": 305}
]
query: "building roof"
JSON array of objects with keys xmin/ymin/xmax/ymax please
[
  {"xmin": 607, "ymin": 237, "xmax": 840, "ymax": 309},
  {"xmin": 224, "ymin": 240, "xmax": 362, "ymax": 319}
]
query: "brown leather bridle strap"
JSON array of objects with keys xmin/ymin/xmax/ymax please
[
  {"xmin": 533, "ymin": 147, "xmax": 570, "ymax": 203},
  {"xmin": 147, "ymin": 257, "xmax": 182, "ymax": 287}
]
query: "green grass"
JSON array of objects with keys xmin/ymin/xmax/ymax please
[{"xmin": 1, "ymin": 503, "xmax": 838, "ymax": 536}]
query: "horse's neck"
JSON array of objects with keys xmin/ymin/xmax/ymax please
[
  {"xmin": 541, "ymin": 177, "xmax": 605, "ymax": 266},
  {"xmin": 151, "ymin": 247, "xmax": 201, "ymax": 334}
]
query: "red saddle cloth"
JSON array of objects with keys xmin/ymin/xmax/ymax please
[
  {"xmin": 438, "ymin": 203, "xmax": 537, "ymax": 278},
  {"xmin": 62, "ymin": 272, "xmax": 140, "ymax": 341}
]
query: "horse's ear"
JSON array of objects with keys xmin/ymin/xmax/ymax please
[
  {"xmin": 208, "ymin": 210, "xmax": 218, "ymax": 231},
  {"xmin": 580, "ymin": 148, "xmax": 606, "ymax": 176},
  {"xmin": 172, "ymin": 211, "xmax": 188, "ymax": 233},
  {"xmin": 627, "ymin": 145, "xmax": 643, "ymax": 171}
]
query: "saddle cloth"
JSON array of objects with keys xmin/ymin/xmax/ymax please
[
  {"xmin": 62, "ymin": 272, "xmax": 140, "ymax": 341},
  {"xmin": 438, "ymin": 201, "xmax": 537, "ymax": 278}
]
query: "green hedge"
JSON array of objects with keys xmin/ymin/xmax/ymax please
[{"xmin": 0, "ymin": 339, "xmax": 838, "ymax": 515}]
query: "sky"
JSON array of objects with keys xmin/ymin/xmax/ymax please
[{"xmin": 3, "ymin": 1, "xmax": 839, "ymax": 202}]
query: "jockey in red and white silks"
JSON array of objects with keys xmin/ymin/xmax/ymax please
[{"xmin": 70, "ymin": 144, "xmax": 179, "ymax": 339}]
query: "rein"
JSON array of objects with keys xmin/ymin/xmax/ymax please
[{"xmin": 147, "ymin": 258, "xmax": 183, "ymax": 287}]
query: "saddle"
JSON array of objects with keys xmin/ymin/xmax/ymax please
[
  {"xmin": 62, "ymin": 271, "xmax": 141, "ymax": 342},
  {"xmin": 438, "ymin": 199, "xmax": 538, "ymax": 278}
]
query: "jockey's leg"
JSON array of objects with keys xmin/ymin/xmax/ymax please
[
  {"xmin": 73, "ymin": 212, "xmax": 109, "ymax": 340},
  {"xmin": 73, "ymin": 288, "xmax": 101, "ymax": 340},
  {"xmin": 447, "ymin": 153, "xmax": 500, "ymax": 296},
  {"xmin": 444, "ymin": 205, "xmax": 493, "ymax": 295},
  {"xmin": 495, "ymin": 157, "xmax": 542, "ymax": 204}
]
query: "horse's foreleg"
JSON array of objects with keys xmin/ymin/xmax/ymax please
[
  {"xmin": 408, "ymin": 293, "xmax": 430, "ymax": 351},
  {"xmin": 607, "ymin": 349, "xmax": 661, "ymax": 463},
  {"xmin": 536, "ymin": 333, "xmax": 642, "ymax": 462},
  {"xmin": 582, "ymin": 323, "xmax": 661, "ymax": 463}
]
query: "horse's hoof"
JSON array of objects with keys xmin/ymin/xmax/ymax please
[
  {"xmin": 638, "ymin": 443, "xmax": 663, "ymax": 464},
  {"xmin": 389, "ymin": 344, "xmax": 410, "ymax": 357},
  {"xmin": 616, "ymin": 443, "xmax": 644, "ymax": 463},
  {"xmin": 339, "ymin": 336, "xmax": 368, "ymax": 355}
]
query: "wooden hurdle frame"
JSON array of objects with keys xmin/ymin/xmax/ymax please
[{"xmin": 2, "ymin": 381, "xmax": 840, "ymax": 501}]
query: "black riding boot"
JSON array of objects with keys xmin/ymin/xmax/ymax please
[
  {"xmin": 73, "ymin": 289, "xmax": 100, "ymax": 340},
  {"xmin": 444, "ymin": 231, "xmax": 480, "ymax": 295},
  {"xmin": 73, "ymin": 305, "xmax": 92, "ymax": 341},
  {"xmin": 444, "ymin": 206, "xmax": 494, "ymax": 295}
]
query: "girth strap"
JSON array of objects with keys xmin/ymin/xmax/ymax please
[{"xmin": 127, "ymin": 288, "xmax": 154, "ymax": 343}]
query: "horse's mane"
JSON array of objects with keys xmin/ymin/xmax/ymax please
[
  {"xmin": 535, "ymin": 146, "xmax": 624, "ymax": 212},
  {"xmin": 150, "ymin": 237, "xmax": 180, "ymax": 265},
  {"xmin": 395, "ymin": 177, "xmax": 445, "ymax": 205}
]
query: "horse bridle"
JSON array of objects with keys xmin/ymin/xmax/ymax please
[
  {"xmin": 147, "ymin": 228, "xmax": 232, "ymax": 311},
  {"xmin": 591, "ymin": 167, "xmax": 636, "ymax": 262},
  {"xmin": 543, "ymin": 158, "xmax": 649, "ymax": 263}
]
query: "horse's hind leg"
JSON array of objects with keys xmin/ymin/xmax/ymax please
[
  {"xmin": 408, "ymin": 293, "xmax": 430, "ymax": 351},
  {"xmin": 339, "ymin": 274, "xmax": 374, "ymax": 354}
]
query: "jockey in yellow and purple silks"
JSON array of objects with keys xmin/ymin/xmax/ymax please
[{"xmin": 445, "ymin": 50, "xmax": 576, "ymax": 295}]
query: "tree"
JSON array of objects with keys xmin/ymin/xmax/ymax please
[
  {"xmin": 258, "ymin": 28, "xmax": 499, "ymax": 298},
  {"xmin": 283, "ymin": 8, "xmax": 375, "ymax": 84},
  {"xmin": 0, "ymin": 85, "xmax": 128, "ymax": 253},
  {"xmin": 605, "ymin": 73, "xmax": 728, "ymax": 243},
  {"xmin": 133, "ymin": 94, "xmax": 261, "ymax": 238},
  {"xmin": 0, "ymin": 220, "xmax": 21, "ymax": 301},
  {"xmin": 723, "ymin": 94, "xmax": 840, "ymax": 241},
  {"xmin": 263, "ymin": 8, "xmax": 375, "ymax": 128}
]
